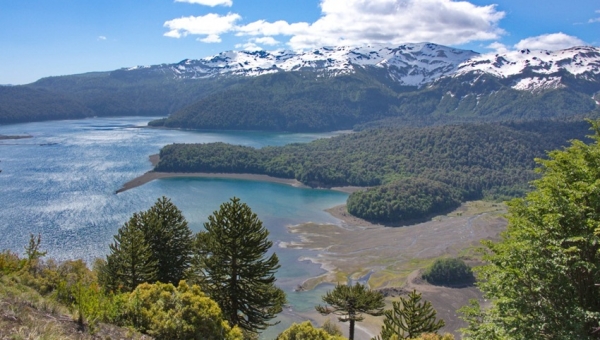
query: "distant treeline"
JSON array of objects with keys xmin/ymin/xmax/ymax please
[
  {"xmin": 155, "ymin": 120, "xmax": 593, "ymax": 223},
  {"xmin": 0, "ymin": 86, "xmax": 93, "ymax": 124}
]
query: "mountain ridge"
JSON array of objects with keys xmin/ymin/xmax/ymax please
[{"xmin": 2, "ymin": 43, "xmax": 599, "ymax": 128}]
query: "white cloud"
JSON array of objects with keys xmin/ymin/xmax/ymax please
[
  {"xmin": 514, "ymin": 33, "xmax": 586, "ymax": 51},
  {"xmin": 175, "ymin": 0, "xmax": 232, "ymax": 7},
  {"xmin": 97, "ymin": 36, "xmax": 107, "ymax": 41},
  {"xmin": 589, "ymin": 10, "xmax": 600, "ymax": 23},
  {"xmin": 235, "ymin": 0, "xmax": 505, "ymax": 49},
  {"xmin": 486, "ymin": 41, "xmax": 509, "ymax": 53},
  {"xmin": 199, "ymin": 34, "xmax": 222, "ymax": 43},
  {"xmin": 163, "ymin": 13, "xmax": 240, "ymax": 40},
  {"xmin": 252, "ymin": 37, "xmax": 280, "ymax": 46},
  {"xmin": 235, "ymin": 42, "xmax": 262, "ymax": 51},
  {"xmin": 165, "ymin": 0, "xmax": 505, "ymax": 48}
]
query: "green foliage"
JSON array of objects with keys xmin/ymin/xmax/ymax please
[
  {"xmin": 276, "ymin": 321, "xmax": 346, "ymax": 340},
  {"xmin": 316, "ymin": 283, "xmax": 385, "ymax": 340},
  {"xmin": 138, "ymin": 196, "xmax": 193, "ymax": 285},
  {"xmin": 0, "ymin": 86, "xmax": 93, "ymax": 124},
  {"xmin": 408, "ymin": 333, "xmax": 454, "ymax": 340},
  {"xmin": 469, "ymin": 119, "xmax": 600, "ymax": 339},
  {"xmin": 421, "ymin": 258, "xmax": 474, "ymax": 286},
  {"xmin": 125, "ymin": 281, "xmax": 242, "ymax": 340},
  {"xmin": 200, "ymin": 197, "xmax": 286, "ymax": 333},
  {"xmin": 102, "ymin": 213, "xmax": 158, "ymax": 292},
  {"xmin": 375, "ymin": 290, "xmax": 445, "ymax": 340},
  {"xmin": 347, "ymin": 178, "xmax": 461, "ymax": 223},
  {"xmin": 0, "ymin": 250, "xmax": 24, "ymax": 275},
  {"xmin": 156, "ymin": 120, "xmax": 592, "ymax": 223},
  {"xmin": 102, "ymin": 196, "xmax": 193, "ymax": 292}
]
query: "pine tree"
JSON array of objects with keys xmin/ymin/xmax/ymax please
[
  {"xmin": 139, "ymin": 196, "xmax": 193, "ymax": 285},
  {"xmin": 315, "ymin": 282, "xmax": 385, "ymax": 340},
  {"xmin": 104, "ymin": 212, "xmax": 157, "ymax": 292},
  {"xmin": 200, "ymin": 197, "xmax": 286, "ymax": 333},
  {"xmin": 377, "ymin": 290, "xmax": 445, "ymax": 339}
]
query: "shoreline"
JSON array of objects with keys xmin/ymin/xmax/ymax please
[{"xmin": 116, "ymin": 154, "xmax": 364, "ymax": 194}]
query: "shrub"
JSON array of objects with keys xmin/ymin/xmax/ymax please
[
  {"xmin": 422, "ymin": 258, "xmax": 474, "ymax": 286},
  {"xmin": 276, "ymin": 321, "xmax": 346, "ymax": 340},
  {"xmin": 126, "ymin": 281, "xmax": 242, "ymax": 340}
]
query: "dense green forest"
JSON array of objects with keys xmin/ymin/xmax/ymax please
[
  {"xmin": 0, "ymin": 86, "xmax": 94, "ymax": 124},
  {"xmin": 155, "ymin": 120, "xmax": 593, "ymax": 223},
  {"xmin": 2, "ymin": 64, "xmax": 598, "ymax": 129},
  {"xmin": 150, "ymin": 71, "xmax": 599, "ymax": 132}
]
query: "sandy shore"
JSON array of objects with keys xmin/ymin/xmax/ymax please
[
  {"xmin": 116, "ymin": 154, "xmax": 364, "ymax": 194},
  {"xmin": 116, "ymin": 171, "xmax": 310, "ymax": 193}
]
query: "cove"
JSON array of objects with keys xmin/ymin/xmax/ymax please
[{"xmin": 0, "ymin": 116, "xmax": 348, "ymax": 337}]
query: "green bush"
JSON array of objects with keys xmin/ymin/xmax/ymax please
[
  {"xmin": 422, "ymin": 258, "xmax": 474, "ymax": 286},
  {"xmin": 125, "ymin": 281, "xmax": 242, "ymax": 340},
  {"xmin": 276, "ymin": 321, "xmax": 346, "ymax": 340}
]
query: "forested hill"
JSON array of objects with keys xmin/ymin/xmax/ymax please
[
  {"xmin": 155, "ymin": 120, "xmax": 594, "ymax": 223},
  {"xmin": 2, "ymin": 44, "xmax": 598, "ymax": 128},
  {"xmin": 0, "ymin": 86, "xmax": 94, "ymax": 124}
]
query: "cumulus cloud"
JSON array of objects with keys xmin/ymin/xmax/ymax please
[
  {"xmin": 235, "ymin": 0, "xmax": 505, "ymax": 49},
  {"xmin": 165, "ymin": 0, "xmax": 505, "ymax": 48},
  {"xmin": 97, "ymin": 36, "xmax": 107, "ymax": 41},
  {"xmin": 235, "ymin": 42, "xmax": 262, "ymax": 51},
  {"xmin": 486, "ymin": 41, "xmax": 509, "ymax": 53},
  {"xmin": 164, "ymin": 13, "xmax": 240, "ymax": 40},
  {"xmin": 514, "ymin": 33, "xmax": 586, "ymax": 51},
  {"xmin": 175, "ymin": 0, "xmax": 232, "ymax": 6}
]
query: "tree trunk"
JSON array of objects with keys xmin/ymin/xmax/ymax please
[{"xmin": 349, "ymin": 319, "xmax": 355, "ymax": 340}]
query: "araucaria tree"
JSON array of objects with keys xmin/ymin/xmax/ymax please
[
  {"xmin": 467, "ymin": 120, "xmax": 600, "ymax": 339},
  {"xmin": 139, "ymin": 196, "xmax": 192, "ymax": 285},
  {"xmin": 200, "ymin": 197, "xmax": 286, "ymax": 333},
  {"xmin": 376, "ymin": 290, "xmax": 445, "ymax": 339},
  {"xmin": 101, "ymin": 196, "xmax": 192, "ymax": 292},
  {"xmin": 102, "ymin": 212, "xmax": 157, "ymax": 292},
  {"xmin": 315, "ymin": 282, "xmax": 385, "ymax": 340}
]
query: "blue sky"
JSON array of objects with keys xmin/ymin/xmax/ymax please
[{"xmin": 1, "ymin": 0, "xmax": 598, "ymax": 84}]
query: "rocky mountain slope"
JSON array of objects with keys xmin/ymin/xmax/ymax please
[{"xmin": 2, "ymin": 43, "xmax": 599, "ymax": 129}]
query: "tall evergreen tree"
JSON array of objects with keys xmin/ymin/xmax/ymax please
[
  {"xmin": 200, "ymin": 197, "xmax": 286, "ymax": 334},
  {"xmin": 101, "ymin": 196, "xmax": 192, "ymax": 292},
  {"xmin": 376, "ymin": 290, "xmax": 445, "ymax": 339},
  {"xmin": 315, "ymin": 282, "xmax": 385, "ymax": 340},
  {"xmin": 139, "ymin": 196, "xmax": 193, "ymax": 285},
  {"xmin": 104, "ymin": 212, "xmax": 157, "ymax": 292}
]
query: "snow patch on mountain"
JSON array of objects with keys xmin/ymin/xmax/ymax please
[
  {"xmin": 454, "ymin": 46, "xmax": 600, "ymax": 91},
  {"xmin": 123, "ymin": 44, "xmax": 600, "ymax": 92},
  {"xmin": 125, "ymin": 43, "xmax": 478, "ymax": 87},
  {"xmin": 512, "ymin": 77, "xmax": 565, "ymax": 92}
]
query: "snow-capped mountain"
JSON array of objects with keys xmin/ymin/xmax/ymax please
[
  {"xmin": 454, "ymin": 46, "xmax": 600, "ymax": 92},
  {"xmin": 124, "ymin": 44, "xmax": 600, "ymax": 92},
  {"xmin": 127, "ymin": 43, "xmax": 479, "ymax": 87}
]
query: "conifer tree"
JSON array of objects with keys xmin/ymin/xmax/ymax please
[
  {"xmin": 315, "ymin": 282, "xmax": 385, "ymax": 340},
  {"xmin": 139, "ymin": 196, "xmax": 193, "ymax": 285},
  {"xmin": 104, "ymin": 212, "xmax": 157, "ymax": 292},
  {"xmin": 200, "ymin": 197, "xmax": 286, "ymax": 333},
  {"xmin": 102, "ymin": 196, "xmax": 192, "ymax": 291},
  {"xmin": 376, "ymin": 290, "xmax": 445, "ymax": 339}
]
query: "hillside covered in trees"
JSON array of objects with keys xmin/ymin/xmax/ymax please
[{"xmin": 155, "ymin": 120, "xmax": 593, "ymax": 223}]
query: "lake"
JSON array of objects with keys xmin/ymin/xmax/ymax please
[{"xmin": 0, "ymin": 116, "xmax": 349, "ymax": 337}]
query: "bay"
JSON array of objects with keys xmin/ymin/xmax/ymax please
[{"xmin": 0, "ymin": 116, "xmax": 348, "ymax": 337}]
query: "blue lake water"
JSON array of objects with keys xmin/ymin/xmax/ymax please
[{"xmin": 0, "ymin": 116, "xmax": 348, "ymax": 337}]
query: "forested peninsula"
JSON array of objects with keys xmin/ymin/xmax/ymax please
[{"xmin": 155, "ymin": 120, "xmax": 593, "ymax": 223}]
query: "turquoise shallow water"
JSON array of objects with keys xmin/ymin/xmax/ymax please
[{"xmin": 0, "ymin": 116, "xmax": 347, "ymax": 338}]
